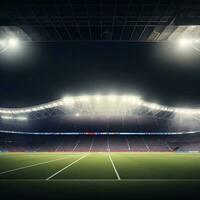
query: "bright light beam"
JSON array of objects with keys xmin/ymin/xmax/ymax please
[
  {"xmin": 1, "ymin": 115, "xmax": 27, "ymax": 121},
  {"xmin": 178, "ymin": 38, "xmax": 192, "ymax": 49},
  {"xmin": 62, "ymin": 97, "xmax": 75, "ymax": 105},
  {"xmin": 8, "ymin": 37, "xmax": 20, "ymax": 49},
  {"xmin": 0, "ymin": 37, "xmax": 21, "ymax": 54}
]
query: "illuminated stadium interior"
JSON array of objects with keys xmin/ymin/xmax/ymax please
[
  {"xmin": 0, "ymin": 94, "xmax": 200, "ymax": 133},
  {"xmin": 1, "ymin": 1, "xmax": 200, "ymax": 199}
]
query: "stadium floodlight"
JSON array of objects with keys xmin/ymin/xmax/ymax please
[
  {"xmin": 175, "ymin": 108, "xmax": 199, "ymax": 115},
  {"xmin": 94, "ymin": 94, "xmax": 101, "ymax": 102},
  {"xmin": 8, "ymin": 37, "xmax": 20, "ymax": 49},
  {"xmin": 1, "ymin": 115, "xmax": 13, "ymax": 120},
  {"xmin": 120, "ymin": 95, "xmax": 142, "ymax": 106},
  {"xmin": 75, "ymin": 112, "xmax": 80, "ymax": 117},
  {"xmin": 178, "ymin": 38, "xmax": 192, "ymax": 48},
  {"xmin": 108, "ymin": 95, "xmax": 117, "ymax": 102},
  {"xmin": 16, "ymin": 116, "xmax": 27, "ymax": 121},
  {"xmin": 0, "ymin": 36, "xmax": 21, "ymax": 55},
  {"xmin": 146, "ymin": 103, "xmax": 161, "ymax": 110},
  {"xmin": 121, "ymin": 95, "xmax": 129, "ymax": 102},
  {"xmin": 177, "ymin": 38, "xmax": 200, "ymax": 50},
  {"xmin": 129, "ymin": 96, "xmax": 142, "ymax": 104},
  {"xmin": 1, "ymin": 115, "xmax": 27, "ymax": 121},
  {"xmin": 63, "ymin": 96, "xmax": 75, "ymax": 105},
  {"xmin": 78, "ymin": 95, "xmax": 89, "ymax": 102}
]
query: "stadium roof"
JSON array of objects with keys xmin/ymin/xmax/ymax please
[
  {"xmin": 1, "ymin": 1, "xmax": 200, "ymax": 121},
  {"xmin": 1, "ymin": 94, "xmax": 200, "ymax": 121},
  {"xmin": 1, "ymin": 0, "xmax": 200, "ymax": 42}
]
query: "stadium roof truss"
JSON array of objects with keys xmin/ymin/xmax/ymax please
[{"xmin": 1, "ymin": 0, "xmax": 200, "ymax": 42}]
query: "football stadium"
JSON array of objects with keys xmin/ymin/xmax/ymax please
[{"xmin": 1, "ymin": 0, "xmax": 200, "ymax": 199}]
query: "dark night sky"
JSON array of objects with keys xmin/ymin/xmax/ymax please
[{"xmin": 0, "ymin": 41, "xmax": 200, "ymax": 108}]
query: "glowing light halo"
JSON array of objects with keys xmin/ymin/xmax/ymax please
[
  {"xmin": 177, "ymin": 37, "xmax": 200, "ymax": 51},
  {"xmin": 62, "ymin": 96, "xmax": 75, "ymax": 105},
  {"xmin": 1, "ymin": 115, "xmax": 27, "ymax": 121},
  {"xmin": 0, "ymin": 40, "xmax": 9, "ymax": 54},
  {"xmin": 75, "ymin": 112, "xmax": 80, "ymax": 117},
  {"xmin": 108, "ymin": 94, "xmax": 117, "ymax": 102},
  {"xmin": 178, "ymin": 38, "xmax": 192, "ymax": 48},
  {"xmin": 0, "ymin": 37, "xmax": 21, "ymax": 54},
  {"xmin": 8, "ymin": 37, "xmax": 20, "ymax": 49},
  {"xmin": 78, "ymin": 95, "xmax": 89, "ymax": 102},
  {"xmin": 0, "ymin": 95, "xmax": 199, "ymax": 117},
  {"xmin": 94, "ymin": 94, "xmax": 101, "ymax": 102}
]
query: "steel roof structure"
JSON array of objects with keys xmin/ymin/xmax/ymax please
[{"xmin": 0, "ymin": 0, "xmax": 200, "ymax": 42}]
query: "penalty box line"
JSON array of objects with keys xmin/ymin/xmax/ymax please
[
  {"xmin": 46, "ymin": 153, "xmax": 89, "ymax": 180},
  {"xmin": 0, "ymin": 154, "xmax": 82, "ymax": 175},
  {"xmin": 108, "ymin": 154, "xmax": 121, "ymax": 180}
]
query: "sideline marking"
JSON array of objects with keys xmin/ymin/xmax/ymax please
[
  {"xmin": 1, "ymin": 178, "xmax": 200, "ymax": 182},
  {"xmin": 108, "ymin": 154, "xmax": 121, "ymax": 180},
  {"xmin": 0, "ymin": 155, "xmax": 78, "ymax": 175},
  {"xmin": 46, "ymin": 154, "xmax": 89, "ymax": 180}
]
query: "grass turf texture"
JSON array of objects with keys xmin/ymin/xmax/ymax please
[{"xmin": 0, "ymin": 152, "xmax": 200, "ymax": 199}]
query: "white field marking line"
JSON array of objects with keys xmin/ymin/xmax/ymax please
[
  {"xmin": 108, "ymin": 154, "xmax": 121, "ymax": 180},
  {"xmin": 46, "ymin": 153, "xmax": 89, "ymax": 180},
  {"xmin": 0, "ymin": 155, "xmax": 79, "ymax": 175},
  {"xmin": 1, "ymin": 178, "xmax": 200, "ymax": 182}
]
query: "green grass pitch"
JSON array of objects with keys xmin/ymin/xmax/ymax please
[{"xmin": 1, "ymin": 152, "xmax": 200, "ymax": 199}]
